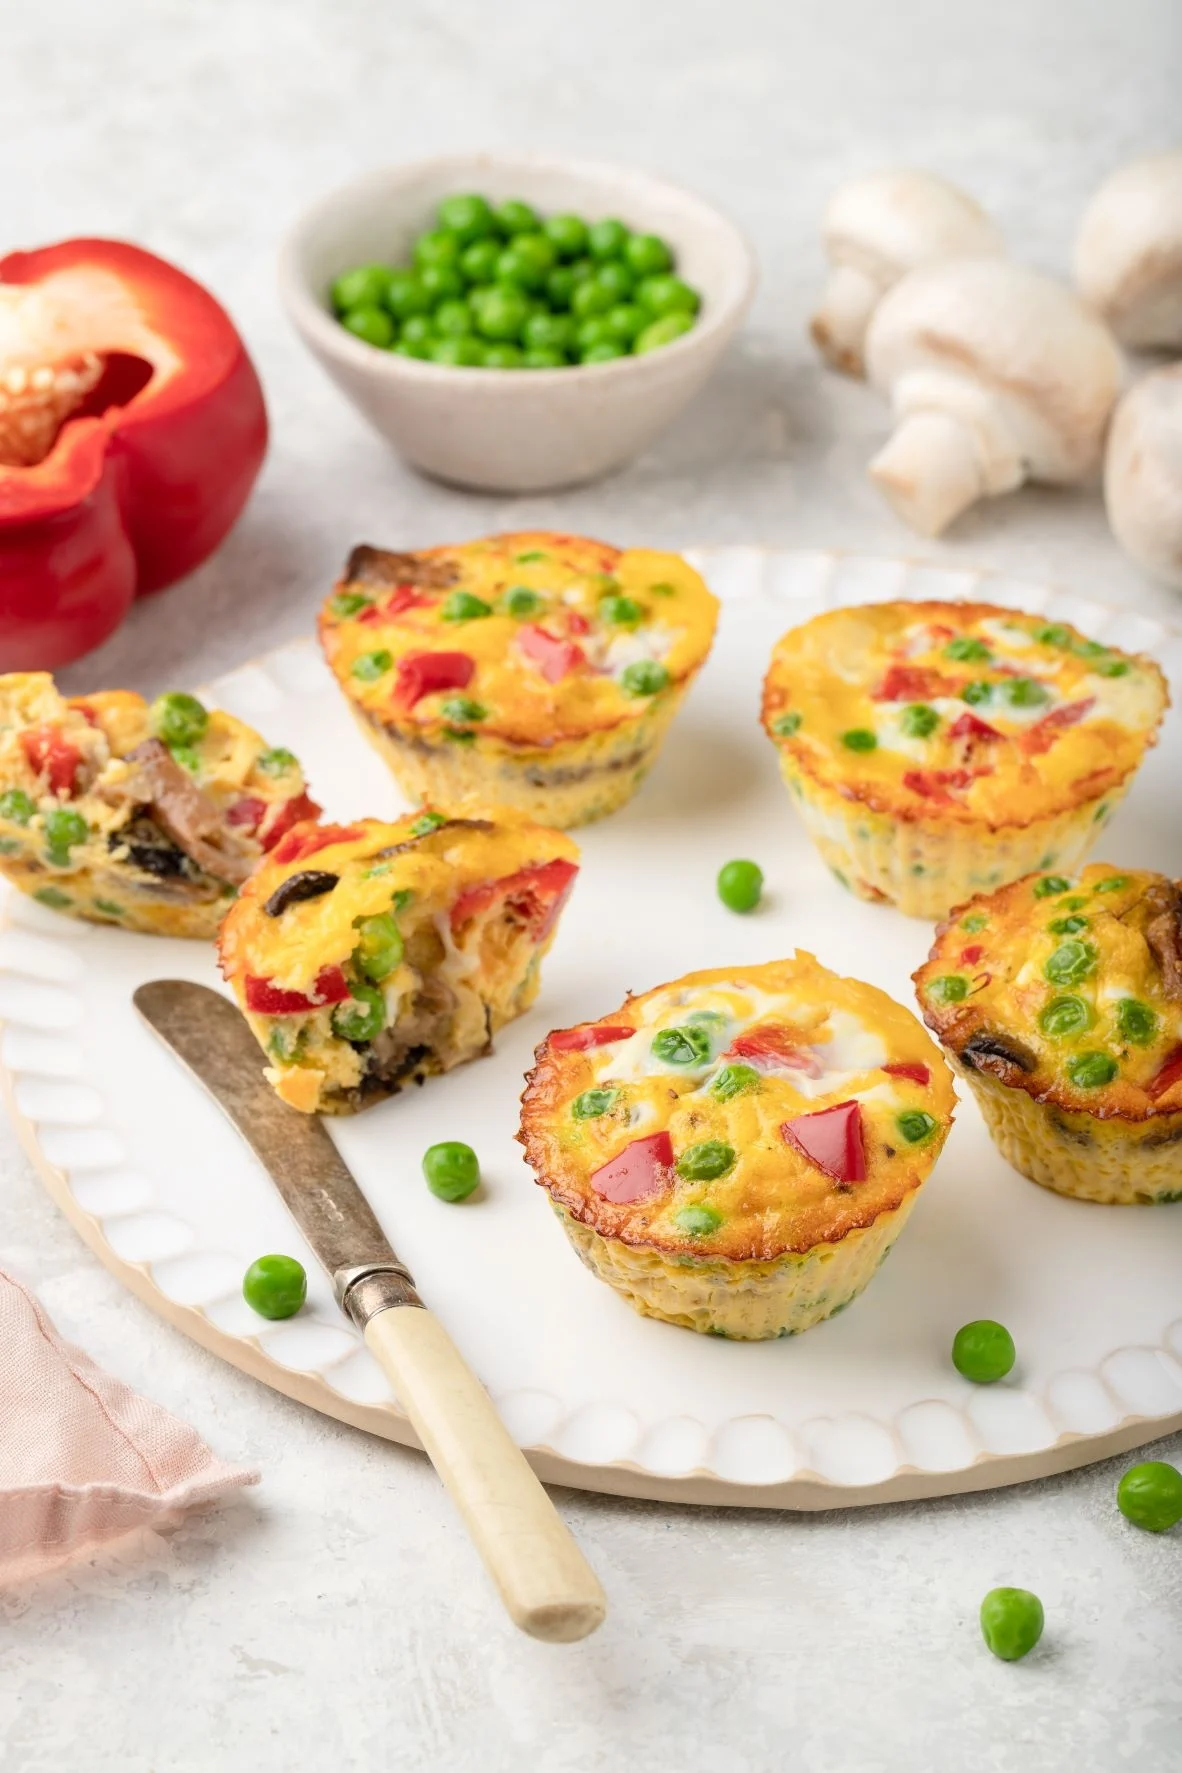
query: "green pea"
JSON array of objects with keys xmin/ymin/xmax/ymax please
[
  {"xmin": 636, "ymin": 274, "xmax": 700, "ymax": 317},
  {"xmin": 255, "ymin": 747, "xmax": 298, "ymax": 777},
  {"xmin": 441, "ymin": 590, "xmax": 492, "ymax": 622},
  {"xmin": 1094, "ymin": 874, "xmax": 1131, "ymax": 894},
  {"xmin": 774, "ymin": 712, "xmax": 802, "ymax": 738},
  {"xmin": 329, "ymin": 591, "xmax": 372, "ymax": 620},
  {"xmin": 409, "ymin": 811, "xmax": 447, "ymax": 837},
  {"xmin": 1096, "ymin": 657, "xmax": 1131, "ymax": 678},
  {"xmin": 675, "ymin": 1205, "xmax": 723, "ymax": 1238},
  {"xmin": 420, "ymin": 263, "xmax": 465, "ymax": 304},
  {"xmin": 1038, "ymin": 994, "xmax": 1094, "ymax": 1038},
  {"xmin": 927, "ymin": 974, "xmax": 968, "ymax": 1005},
  {"xmin": 242, "ymin": 1254, "xmax": 307, "ymax": 1321},
  {"xmin": 342, "ymin": 305, "xmax": 395, "ymax": 348},
  {"xmin": 1116, "ymin": 998, "xmax": 1157, "ymax": 1046},
  {"xmin": 0, "ymin": 789, "xmax": 35, "ymax": 825},
  {"xmin": 960, "ymin": 912, "xmax": 988, "ymax": 933},
  {"xmin": 897, "ymin": 1110, "xmax": 938, "ymax": 1144},
  {"xmin": 571, "ymin": 278, "xmax": 615, "ymax": 320},
  {"xmin": 1001, "ymin": 676, "xmax": 1051, "ymax": 709},
  {"xmin": 1066, "ymin": 1050, "xmax": 1118, "ymax": 1089},
  {"xmin": 331, "ymin": 981, "xmax": 386, "ymax": 1044},
  {"xmin": 944, "ymin": 636, "xmax": 991, "ymax": 663},
  {"xmin": 1044, "ymin": 939, "xmax": 1097, "ymax": 986},
  {"xmin": 481, "ymin": 343, "xmax": 524, "ymax": 368},
  {"xmin": 711, "ymin": 1063, "xmax": 759, "ymax": 1101},
  {"xmin": 1036, "ymin": 624, "xmax": 1073, "ymax": 648},
  {"xmin": 901, "ymin": 703, "xmax": 939, "ymax": 738},
  {"xmin": 385, "ymin": 271, "xmax": 431, "ymax": 320},
  {"xmin": 414, "ymin": 228, "xmax": 462, "ymax": 271},
  {"xmin": 433, "ymin": 298, "xmax": 473, "ymax": 338},
  {"xmin": 493, "ymin": 198, "xmax": 540, "ymax": 237},
  {"xmin": 1074, "ymin": 638, "xmax": 1109, "ymax": 659},
  {"xmin": 34, "ymin": 887, "xmax": 71, "ymax": 909},
  {"xmin": 351, "ymin": 650, "xmax": 393, "ymax": 682},
  {"xmin": 1033, "ymin": 875, "xmax": 1071, "ymax": 898},
  {"xmin": 979, "ymin": 1588, "xmax": 1044, "ymax": 1662},
  {"xmin": 523, "ymin": 348, "xmax": 567, "ymax": 369},
  {"xmin": 168, "ymin": 743, "xmax": 201, "ymax": 775},
  {"xmin": 652, "ymin": 1025, "xmax": 712, "ymax": 1067},
  {"xmin": 543, "ymin": 213, "xmax": 589, "ymax": 258},
  {"xmin": 961, "ymin": 680, "xmax": 993, "ymax": 706},
  {"xmin": 625, "ymin": 232, "xmax": 673, "ymax": 277},
  {"xmin": 634, "ymin": 312, "xmax": 695, "ymax": 354},
  {"xmin": 495, "ymin": 243, "xmax": 548, "ymax": 291},
  {"xmin": 458, "ymin": 237, "xmax": 501, "ymax": 285},
  {"xmin": 522, "ymin": 311, "xmax": 575, "ymax": 354},
  {"xmin": 150, "ymin": 692, "xmax": 208, "ymax": 747},
  {"xmin": 593, "ymin": 262, "xmax": 635, "ymax": 304},
  {"xmin": 436, "ymin": 698, "xmax": 485, "ymax": 731},
  {"xmin": 354, "ymin": 912, "xmax": 403, "ymax": 983},
  {"xmin": 600, "ymin": 593, "xmax": 644, "ymax": 628},
  {"xmin": 588, "ymin": 218, "xmax": 629, "ymax": 260},
  {"xmin": 437, "ymin": 193, "xmax": 494, "ymax": 243},
  {"xmin": 1116, "ymin": 1461, "xmax": 1182, "ymax": 1532},
  {"xmin": 621, "ymin": 660, "xmax": 669, "ymax": 697},
  {"xmin": 1048, "ymin": 915, "xmax": 1088, "ymax": 935},
  {"xmin": 93, "ymin": 899, "xmax": 124, "ymax": 918},
  {"xmin": 473, "ymin": 285, "xmax": 530, "ymax": 341},
  {"xmin": 544, "ymin": 266, "xmax": 579, "ymax": 309},
  {"xmin": 603, "ymin": 302, "xmax": 645, "ymax": 346},
  {"xmin": 428, "ymin": 335, "xmax": 484, "ymax": 367},
  {"xmin": 952, "ymin": 1319, "xmax": 1016, "ymax": 1383},
  {"xmin": 390, "ymin": 338, "xmax": 427, "ymax": 360},
  {"xmin": 575, "ymin": 315, "xmax": 616, "ymax": 353},
  {"xmin": 676, "ymin": 1141, "xmax": 736, "ymax": 1181},
  {"xmin": 503, "ymin": 586, "xmax": 544, "ymax": 618},
  {"xmin": 841, "ymin": 728, "xmax": 878, "ymax": 752},
  {"xmin": 571, "ymin": 1088, "xmax": 619, "ymax": 1121},
  {"xmin": 44, "ymin": 807, "xmax": 87, "ymax": 864},
  {"xmin": 717, "ymin": 859, "xmax": 763, "ymax": 913},
  {"xmin": 422, "ymin": 1140, "xmax": 480, "ymax": 1202},
  {"xmin": 331, "ymin": 264, "xmax": 391, "ymax": 313}
]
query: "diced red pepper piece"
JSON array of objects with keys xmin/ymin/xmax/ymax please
[
  {"xmin": 728, "ymin": 1024, "xmax": 823, "ymax": 1077},
  {"xmin": 225, "ymin": 794, "xmax": 266, "ymax": 831},
  {"xmin": 589, "ymin": 1131, "xmax": 674, "ymax": 1204},
  {"xmin": 72, "ymin": 701, "xmax": 99, "ymax": 727},
  {"xmin": 949, "ymin": 711, "xmax": 1002, "ymax": 742},
  {"xmin": 873, "ymin": 664, "xmax": 955, "ymax": 703},
  {"xmin": 1020, "ymin": 699, "xmax": 1096, "ymax": 757},
  {"xmin": 356, "ymin": 587, "xmax": 431, "ymax": 625},
  {"xmin": 883, "ymin": 1061, "xmax": 931, "ymax": 1086},
  {"xmin": 518, "ymin": 624, "xmax": 585, "ymax": 684},
  {"xmin": 782, "ymin": 1099, "xmax": 867, "ymax": 1184},
  {"xmin": 259, "ymin": 791, "xmax": 322, "ymax": 852},
  {"xmin": 393, "ymin": 650, "xmax": 475, "ymax": 710},
  {"xmin": 270, "ymin": 819, "xmax": 359, "ymax": 865},
  {"xmin": 549, "ymin": 1023, "xmax": 636, "ymax": 1051},
  {"xmin": 960, "ymin": 945, "xmax": 984, "ymax": 965},
  {"xmin": 566, "ymin": 611, "xmax": 591, "ymax": 636},
  {"xmin": 1148, "ymin": 1046, "xmax": 1182, "ymax": 1101},
  {"xmin": 902, "ymin": 767, "xmax": 975, "ymax": 807},
  {"xmin": 450, "ymin": 857, "xmax": 578, "ymax": 941},
  {"xmin": 244, "ymin": 965, "xmax": 350, "ymax": 1015},
  {"xmin": 20, "ymin": 725, "xmax": 82, "ymax": 795}
]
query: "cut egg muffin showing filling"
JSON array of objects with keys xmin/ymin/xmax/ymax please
[
  {"xmin": 0, "ymin": 673, "xmax": 318, "ymax": 938},
  {"xmin": 761, "ymin": 601, "xmax": 1168, "ymax": 919},
  {"xmin": 916, "ymin": 864, "xmax": 1182, "ymax": 1205},
  {"xmin": 318, "ymin": 530, "xmax": 718, "ymax": 829},
  {"xmin": 218, "ymin": 810, "xmax": 579, "ymax": 1114},
  {"xmin": 519, "ymin": 956, "xmax": 954, "ymax": 1339}
]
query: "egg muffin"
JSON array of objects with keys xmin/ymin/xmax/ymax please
[
  {"xmin": 761, "ymin": 601, "xmax": 1168, "ymax": 919},
  {"xmin": 0, "ymin": 673, "xmax": 319, "ymax": 938},
  {"xmin": 519, "ymin": 956, "xmax": 954, "ymax": 1339},
  {"xmin": 916, "ymin": 864, "xmax": 1182, "ymax": 1205},
  {"xmin": 218, "ymin": 809, "xmax": 578, "ymax": 1114},
  {"xmin": 318, "ymin": 531, "xmax": 718, "ymax": 829}
]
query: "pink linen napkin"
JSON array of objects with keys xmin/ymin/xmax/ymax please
[{"xmin": 0, "ymin": 1266, "xmax": 258, "ymax": 1585}]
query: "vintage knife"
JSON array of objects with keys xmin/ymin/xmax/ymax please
[{"xmin": 134, "ymin": 979, "xmax": 605, "ymax": 1643}]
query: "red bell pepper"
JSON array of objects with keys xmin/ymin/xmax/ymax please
[
  {"xmin": 450, "ymin": 858, "xmax": 578, "ymax": 940},
  {"xmin": 550, "ymin": 1023, "xmax": 636, "ymax": 1052},
  {"xmin": 873, "ymin": 664, "xmax": 955, "ymax": 703},
  {"xmin": 1148, "ymin": 1046, "xmax": 1182, "ymax": 1101},
  {"xmin": 949, "ymin": 711, "xmax": 1002, "ymax": 742},
  {"xmin": 902, "ymin": 767, "xmax": 976, "ymax": 806},
  {"xmin": 518, "ymin": 624, "xmax": 585, "ymax": 684},
  {"xmin": 883, "ymin": 1061, "xmax": 931, "ymax": 1086},
  {"xmin": 244, "ymin": 966, "xmax": 350, "ymax": 1015},
  {"xmin": 270, "ymin": 821, "xmax": 360, "ymax": 866},
  {"xmin": 20, "ymin": 725, "xmax": 83, "ymax": 796},
  {"xmin": 0, "ymin": 239, "xmax": 267, "ymax": 670},
  {"xmin": 258, "ymin": 792, "xmax": 323, "ymax": 853},
  {"xmin": 782, "ymin": 1100, "xmax": 867, "ymax": 1184},
  {"xmin": 590, "ymin": 1131, "xmax": 674, "ymax": 1204},
  {"xmin": 1020, "ymin": 699, "xmax": 1096, "ymax": 757},
  {"xmin": 728, "ymin": 1024, "xmax": 823, "ymax": 1076},
  {"xmin": 394, "ymin": 650, "xmax": 475, "ymax": 710}
]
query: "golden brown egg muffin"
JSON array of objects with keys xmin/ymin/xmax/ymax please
[
  {"xmin": 317, "ymin": 531, "xmax": 718, "ymax": 829},
  {"xmin": 915, "ymin": 863, "xmax": 1182, "ymax": 1204},
  {"xmin": 761, "ymin": 601, "xmax": 1168, "ymax": 919},
  {"xmin": 218, "ymin": 809, "xmax": 579, "ymax": 1114},
  {"xmin": 519, "ymin": 956, "xmax": 954, "ymax": 1339},
  {"xmin": 0, "ymin": 673, "xmax": 318, "ymax": 938}
]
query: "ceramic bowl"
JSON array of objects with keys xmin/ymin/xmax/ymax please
[{"xmin": 278, "ymin": 153, "xmax": 756, "ymax": 493}]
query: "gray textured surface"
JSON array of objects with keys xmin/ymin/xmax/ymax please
[{"xmin": 3, "ymin": 2, "xmax": 1182, "ymax": 1768}]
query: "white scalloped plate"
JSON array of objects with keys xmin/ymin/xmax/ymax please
[{"xmin": 4, "ymin": 549, "xmax": 1182, "ymax": 1510}]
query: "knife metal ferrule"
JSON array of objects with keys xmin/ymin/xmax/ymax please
[{"xmin": 336, "ymin": 1261, "xmax": 425, "ymax": 1328}]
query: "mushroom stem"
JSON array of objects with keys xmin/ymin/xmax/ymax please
[
  {"xmin": 810, "ymin": 265, "xmax": 880, "ymax": 376},
  {"xmin": 869, "ymin": 411, "xmax": 984, "ymax": 537}
]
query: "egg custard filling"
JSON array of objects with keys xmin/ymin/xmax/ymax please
[
  {"xmin": 519, "ymin": 956, "xmax": 954, "ymax": 1339},
  {"xmin": 318, "ymin": 530, "xmax": 719, "ymax": 829},
  {"xmin": 761, "ymin": 601, "xmax": 1168, "ymax": 919},
  {"xmin": 0, "ymin": 673, "xmax": 318, "ymax": 938},
  {"xmin": 218, "ymin": 810, "xmax": 579, "ymax": 1114},
  {"xmin": 916, "ymin": 864, "xmax": 1182, "ymax": 1205}
]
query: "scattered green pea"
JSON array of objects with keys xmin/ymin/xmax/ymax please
[
  {"xmin": 897, "ymin": 1110, "xmax": 938, "ymax": 1144},
  {"xmin": 675, "ymin": 1205, "xmax": 723, "ymax": 1238},
  {"xmin": 351, "ymin": 651, "xmax": 393, "ymax": 682},
  {"xmin": 1038, "ymin": 995, "xmax": 1094, "ymax": 1039},
  {"xmin": 774, "ymin": 712, "xmax": 802, "ymax": 738},
  {"xmin": 439, "ymin": 696, "xmax": 487, "ymax": 726},
  {"xmin": 329, "ymin": 591, "xmax": 372, "ymax": 619},
  {"xmin": 961, "ymin": 680, "xmax": 993, "ymax": 706},
  {"xmin": 1036, "ymin": 624, "xmax": 1073, "ymax": 648},
  {"xmin": 331, "ymin": 981, "xmax": 387, "ymax": 1043},
  {"xmin": 1095, "ymin": 658, "xmax": 1131, "ymax": 678},
  {"xmin": 1116, "ymin": 1461, "xmax": 1182, "ymax": 1532},
  {"xmin": 960, "ymin": 912, "xmax": 988, "ymax": 933},
  {"xmin": 441, "ymin": 591, "xmax": 493, "ymax": 622},
  {"xmin": 1048, "ymin": 915, "xmax": 1089, "ymax": 936},
  {"xmin": 1044, "ymin": 940, "xmax": 1097, "ymax": 987},
  {"xmin": 841, "ymin": 728, "xmax": 878, "ymax": 752},
  {"xmin": 1033, "ymin": 875, "xmax": 1071, "ymax": 898},
  {"xmin": 44, "ymin": 807, "xmax": 88, "ymax": 865},
  {"xmin": 354, "ymin": 912, "xmax": 403, "ymax": 983},
  {"xmin": 676, "ymin": 1141, "xmax": 736, "ymax": 1181},
  {"xmin": 652, "ymin": 1025, "xmax": 712, "ymax": 1067},
  {"xmin": 944, "ymin": 636, "xmax": 992, "ymax": 663},
  {"xmin": 422, "ymin": 1140, "xmax": 480, "ymax": 1202},
  {"xmin": 979, "ymin": 1588, "xmax": 1044, "ymax": 1662},
  {"xmin": 34, "ymin": 887, "xmax": 71, "ymax": 909},
  {"xmin": 620, "ymin": 660, "xmax": 669, "ymax": 697},
  {"xmin": 952, "ymin": 1320, "xmax": 1016, "ymax": 1383},
  {"xmin": 1094, "ymin": 874, "xmax": 1130, "ymax": 894},
  {"xmin": 256, "ymin": 747, "xmax": 298, "ymax": 777},
  {"xmin": 1115, "ymin": 998, "xmax": 1157, "ymax": 1045},
  {"xmin": 927, "ymin": 975, "xmax": 969, "ymax": 1005},
  {"xmin": 571, "ymin": 1088, "xmax": 619, "ymax": 1121},
  {"xmin": 599, "ymin": 594, "xmax": 644, "ymax": 628},
  {"xmin": 717, "ymin": 859, "xmax": 763, "ymax": 914},
  {"xmin": 503, "ymin": 585, "xmax": 543, "ymax": 618},
  {"xmin": 1065, "ymin": 1051, "xmax": 1118, "ymax": 1089},
  {"xmin": 150, "ymin": 692, "xmax": 208, "ymax": 747},
  {"xmin": 409, "ymin": 811, "xmax": 447, "ymax": 837},
  {"xmin": 711, "ymin": 1063, "xmax": 759, "ymax": 1101},
  {"xmin": 0, "ymin": 789, "xmax": 35, "ymax": 825},
  {"xmin": 900, "ymin": 703, "xmax": 940, "ymax": 738},
  {"xmin": 242, "ymin": 1254, "xmax": 307, "ymax": 1321}
]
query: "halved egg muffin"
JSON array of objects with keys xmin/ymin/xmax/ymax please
[
  {"xmin": 218, "ymin": 809, "xmax": 579, "ymax": 1114},
  {"xmin": 915, "ymin": 863, "xmax": 1182, "ymax": 1204},
  {"xmin": 0, "ymin": 672, "xmax": 318, "ymax": 938},
  {"xmin": 317, "ymin": 530, "xmax": 718, "ymax": 829},
  {"xmin": 761, "ymin": 601, "xmax": 1168, "ymax": 919},
  {"xmin": 519, "ymin": 956, "xmax": 954, "ymax": 1339}
]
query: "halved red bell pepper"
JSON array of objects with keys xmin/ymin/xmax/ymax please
[
  {"xmin": 590, "ymin": 1131, "xmax": 674, "ymax": 1204},
  {"xmin": 450, "ymin": 858, "xmax": 578, "ymax": 940},
  {"xmin": 0, "ymin": 239, "xmax": 267, "ymax": 669},
  {"xmin": 244, "ymin": 966, "xmax": 350, "ymax": 1015},
  {"xmin": 394, "ymin": 650, "xmax": 475, "ymax": 710},
  {"xmin": 550, "ymin": 1023, "xmax": 636, "ymax": 1052},
  {"xmin": 782, "ymin": 1100, "xmax": 867, "ymax": 1184}
]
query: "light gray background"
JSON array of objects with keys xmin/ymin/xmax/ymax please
[{"xmin": 3, "ymin": 2, "xmax": 1181, "ymax": 1768}]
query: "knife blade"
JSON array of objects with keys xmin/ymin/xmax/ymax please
[{"xmin": 134, "ymin": 978, "xmax": 606, "ymax": 1643}]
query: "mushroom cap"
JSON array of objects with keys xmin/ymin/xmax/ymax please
[
  {"xmin": 1104, "ymin": 363, "xmax": 1182, "ymax": 588},
  {"xmin": 1074, "ymin": 150, "xmax": 1182, "ymax": 349},
  {"xmin": 822, "ymin": 169, "xmax": 1003, "ymax": 288},
  {"xmin": 865, "ymin": 259, "xmax": 1123, "ymax": 480}
]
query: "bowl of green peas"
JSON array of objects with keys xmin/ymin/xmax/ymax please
[{"xmin": 279, "ymin": 153, "xmax": 756, "ymax": 492}]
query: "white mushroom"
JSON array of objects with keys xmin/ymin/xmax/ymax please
[
  {"xmin": 810, "ymin": 171, "xmax": 1003, "ymax": 377},
  {"xmin": 1104, "ymin": 363, "xmax": 1182, "ymax": 589},
  {"xmin": 864, "ymin": 259, "xmax": 1123, "ymax": 537},
  {"xmin": 1074, "ymin": 151, "xmax": 1182, "ymax": 351}
]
